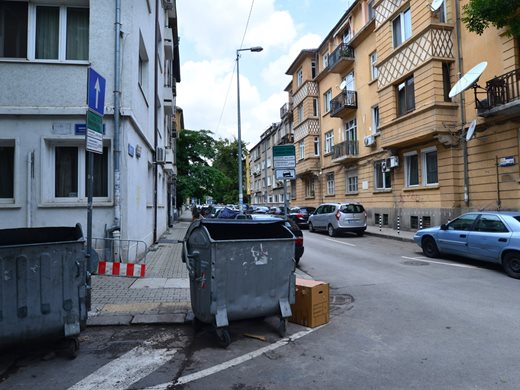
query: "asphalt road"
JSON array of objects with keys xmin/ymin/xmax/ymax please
[{"xmin": 2, "ymin": 232, "xmax": 520, "ymax": 389}]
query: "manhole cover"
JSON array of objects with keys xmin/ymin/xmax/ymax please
[{"xmin": 403, "ymin": 260, "xmax": 429, "ymax": 266}]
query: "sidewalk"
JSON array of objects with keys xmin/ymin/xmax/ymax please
[{"xmin": 88, "ymin": 211, "xmax": 415, "ymax": 326}]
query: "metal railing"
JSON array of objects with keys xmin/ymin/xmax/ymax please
[
  {"xmin": 92, "ymin": 237, "xmax": 148, "ymax": 264},
  {"xmin": 331, "ymin": 140, "xmax": 359, "ymax": 160},
  {"xmin": 328, "ymin": 43, "xmax": 354, "ymax": 69},
  {"xmin": 280, "ymin": 102, "xmax": 293, "ymax": 118},
  {"xmin": 476, "ymin": 67, "xmax": 520, "ymax": 111},
  {"xmin": 331, "ymin": 90, "xmax": 357, "ymax": 116}
]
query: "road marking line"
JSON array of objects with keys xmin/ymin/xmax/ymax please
[
  {"xmin": 68, "ymin": 345, "xmax": 176, "ymax": 390},
  {"xmin": 402, "ymin": 256, "xmax": 478, "ymax": 269},
  {"xmin": 325, "ymin": 238, "xmax": 356, "ymax": 247},
  {"xmin": 141, "ymin": 326, "xmax": 324, "ymax": 389}
]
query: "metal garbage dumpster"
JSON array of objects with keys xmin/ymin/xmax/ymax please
[
  {"xmin": 0, "ymin": 224, "xmax": 86, "ymax": 358},
  {"xmin": 183, "ymin": 218, "xmax": 296, "ymax": 347}
]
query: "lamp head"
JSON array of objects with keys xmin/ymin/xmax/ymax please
[{"xmin": 250, "ymin": 46, "xmax": 263, "ymax": 52}]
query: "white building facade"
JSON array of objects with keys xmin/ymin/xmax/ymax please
[{"xmin": 0, "ymin": 0, "xmax": 180, "ymax": 246}]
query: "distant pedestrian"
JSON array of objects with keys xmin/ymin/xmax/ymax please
[{"xmin": 192, "ymin": 206, "xmax": 201, "ymax": 221}]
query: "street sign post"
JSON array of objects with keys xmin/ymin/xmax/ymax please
[{"xmin": 272, "ymin": 145, "xmax": 296, "ymax": 214}]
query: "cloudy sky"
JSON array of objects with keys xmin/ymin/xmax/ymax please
[{"xmin": 176, "ymin": 0, "xmax": 348, "ymax": 148}]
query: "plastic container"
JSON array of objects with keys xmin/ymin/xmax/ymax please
[
  {"xmin": 183, "ymin": 219, "xmax": 296, "ymax": 346},
  {"xmin": 0, "ymin": 224, "xmax": 87, "ymax": 357}
]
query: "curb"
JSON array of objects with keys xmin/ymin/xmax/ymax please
[{"xmin": 364, "ymin": 230, "xmax": 415, "ymax": 243}]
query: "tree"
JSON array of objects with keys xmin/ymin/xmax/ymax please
[
  {"xmin": 462, "ymin": 0, "xmax": 520, "ymax": 36},
  {"xmin": 175, "ymin": 129, "xmax": 227, "ymax": 205},
  {"xmin": 212, "ymin": 138, "xmax": 243, "ymax": 204}
]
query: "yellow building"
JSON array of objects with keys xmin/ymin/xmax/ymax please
[{"xmin": 285, "ymin": 0, "xmax": 520, "ymax": 231}]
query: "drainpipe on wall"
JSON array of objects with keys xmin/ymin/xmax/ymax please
[
  {"xmin": 455, "ymin": 0, "xmax": 469, "ymax": 206},
  {"xmin": 113, "ymin": 0, "xmax": 122, "ymax": 232},
  {"xmin": 153, "ymin": 0, "xmax": 159, "ymax": 243}
]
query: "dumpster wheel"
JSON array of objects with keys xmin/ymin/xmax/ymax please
[
  {"xmin": 278, "ymin": 318, "xmax": 287, "ymax": 337},
  {"xmin": 57, "ymin": 337, "xmax": 80, "ymax": 359},
  {"xmin": 216, "ymin": 327, "xmax": 231, "ymax": 348}
]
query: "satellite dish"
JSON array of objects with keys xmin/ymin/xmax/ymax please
[
  {"xmin": 466, "ymin": 119, "xmax": 477, "ymax": 141},
  {"xmin": 431, "ymin": 0, "xmax": 443, "ymax": 11},
  {"xmin": 339, "ymin": 80, "xmax": 347, "ymax": 90},
  {"xmin": 448, "ymin": 61, "xmax": 488, "ymax": 98}
]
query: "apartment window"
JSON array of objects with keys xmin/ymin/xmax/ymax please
[
  {"xmin": 397, "ymin": 76, "xmax": 415, "ymax": 116},
  {"xmin": 138, "ymin": 32, "xmax": 149, "ymax": 91},
  {"xmin": 343, "ymin": 26, "xmax": 351, "ymax": 43},
  {"xmin": 370, "ymin": 51, "xmax": 378, "ymax": 80},
  {"xmin": 372, "ymin": 105, "xmax": 380, "ymax": 133},
  {"xmin": 305, "ymin": 177, "xmax": 315, "ymax": 197},
  {"xmin": 327, "ymin": 173, "xmax": 335, "ymax": 195},
  {"xmin": 368, "ymin": 0, "xmax": 375, "ymax": 20},
  {"xmin": 436, "ymin": 0, "xmax": 447, "ymax": 23},
  {"xmin": 344, "ymin": 119, "xmax": 357, "ymax": 142},
  {"xmin": 346, "ymin": 170, "xmax": 358, "ymax": 193},
  {"xmin": 314, "ymin": 136, "xmax": 320, "ymax": 156},
  {"xmin": 298, "ymin": 104, "xmax": 304, "ymax": 123},
  {"xmin": 1, "ymin": 3, "xmax": 89, "ymax": 60},
  {"xmin": 323, "ymin": 53, "xmax": 329, "ymax": 69},
  {"xmin": 312, "ymin": 98, "xmax": 319, "ymax": 116},
  {"xmin": 325, "ymin": 130, "xmax": 334, "ymax": 154},
  {"xmin": 44, "ymin": 141, "xmax": 110, "ymax": 202},
  {"xmin": 324, "ymin": 89, "xmax": 332, "ymax": 113},
  {"xmin": 0, "ymin": 144, "xmax": 14, "ymax": 200},
  {"xmin": 404, "ymin": 152, "xmax": 419, "ymax": 187},
  {"xmin": 297, "ymin": 68, "xmax": 303, "ymax": 87},
  {"xmin": 393, "ymin": 8, "xmax": 412, "ymax": 48},
  {"xmin": 422, "ymin": 148, "xmax": 438, "ymax": 185},
  {"xmin": 299, "ymin": 140, "xmax": 305, "ymax": 160},
  {"xmin": 442, "ymin": 63, "xmax": 451, "ymax": 102},
  {"xmin": 375, "ymin": 160, "xmax": 392, "ymax": 189},
  {"xmin": 311, "ymin": 60, "xmax": 317, "ymax": 78}
]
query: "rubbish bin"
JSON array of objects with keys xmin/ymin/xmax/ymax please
[
  {"xmin": 0, "ymin": 224, "xmax": 86, "ymax": 358},
  {"xmin": 183, "ymin": 218, "xmax": 296, "ymax": 347}
]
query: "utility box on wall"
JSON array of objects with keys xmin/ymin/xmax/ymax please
[{"xmin": 289, "ymin": 278, "xmax": 329, "ymax": 328}]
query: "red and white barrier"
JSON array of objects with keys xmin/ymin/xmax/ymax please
[{"xmin": 97, "ymin": 261, "xmax": 146, "ymax": 278}]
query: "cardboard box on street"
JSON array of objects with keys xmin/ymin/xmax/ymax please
[{"xmin": 289, "ymin": 278, "xmax": 329, "ymax": 328}]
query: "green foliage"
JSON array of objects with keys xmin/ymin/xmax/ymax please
[{"xmin": 462, "ymin": 0, "xmax": 520, "ymax": 36}]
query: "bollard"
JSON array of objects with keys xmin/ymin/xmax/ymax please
[
  {"xmin": 397, "ymin": 216, "xmax": 400, "ymax": 234},
  {"xmin": 419, "ymin": 217, "xmax": 423, "ymax": 230},
  {"xmin": 379, "ymin": 214, "xmax": 382, "ymax": 231}
]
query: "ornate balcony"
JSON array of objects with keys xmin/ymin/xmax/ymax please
[
  {"xmin": 328, "ymin": 43, "xmax": 355, "ymax": 74},
  {"xmin": 331, "ymin": 140, "xmax": 359, "ymax": 163},
  {"xmin": 295, "ymin": 156, "xmax": 320, "ymax": 177},
  {"xmin": 280, "ymin": 102, "xmax": 293, "ymax": 120},
  {"xmin": 476, "ymin": 67, "xmax": 520, "ymax": 119},
  {"xmin": 330, "ymin": 90, "xmax": 357, "ymax": 118}
]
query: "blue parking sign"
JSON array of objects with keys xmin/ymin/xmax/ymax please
[{"xmin": 87, "ymin": 67, "xmax": 106, "ymax": 116}]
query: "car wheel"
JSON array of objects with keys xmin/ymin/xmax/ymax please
[
  {"xmin": 328, "ymin": 224, "xmax": 336, "ymax": 237},
  {"xmin": 502, "ymin": 252, "xmax": 520, "ymax": 279},
  {"xmin": 308, "ymin": 222, "xmax": 315, "ymax": 232},
  {"xmin": 422, "ymin": 236, "xmax": 440, "ymax": 258}
]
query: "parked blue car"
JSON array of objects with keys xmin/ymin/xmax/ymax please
[{"xmin": 413, "ymin": 211, "xmax": 520, "ymax": 279}]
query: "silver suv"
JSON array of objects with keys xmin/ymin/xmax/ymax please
[{"xmin": 308, "ymin": 202, "xmax": 367, "ymax": 237}]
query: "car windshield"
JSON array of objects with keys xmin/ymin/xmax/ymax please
[{"xmin": 340, "ymin": 204, "xmax": 364, "ymax": 213}]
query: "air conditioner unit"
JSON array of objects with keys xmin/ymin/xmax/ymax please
[
  {"xmin": 363, "ymin": 135, "xmax": 375, "ymax": 146},
  {"xmin": 156, "ymin": 147, "xmax": 165, "ymax": 163},
  {"xmin": 387, "ymin": 155, "xmax": 399, "ymax": 168}
]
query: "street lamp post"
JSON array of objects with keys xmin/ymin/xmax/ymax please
[{"xmin": 236, "ymin": 46, "xmax": 263, "ymax": 213}]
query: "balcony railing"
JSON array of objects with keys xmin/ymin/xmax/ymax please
[
  {"xmin": 330, "ymin": 90, "xmax": 357, "ymax": 117},
  {"xmin": 328, "ymin": 43, "xmax": 354, "ymax": 73},
  {"xmin": 476, "ymin": 67, "xmax": 520, "ymax": 117},
  {"xmin": 331, "ymin": 140, "xmax": 359, "ymax": 161},
  {"xmin": 280, "ymin": 102, "xmax": 293, "ymax": 119}
]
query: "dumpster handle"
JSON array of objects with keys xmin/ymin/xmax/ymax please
[{"xmin": 183, "ymin": 241, "xmax": 198, "ymax": 276}]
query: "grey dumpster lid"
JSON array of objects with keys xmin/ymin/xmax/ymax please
[
  {"xmin": 0, "ymin": 224, "xmax": 84, "ymax": 247},
  {"xmin": 186, "ymin": 219, "xmax": 294, "ymax": 240}
]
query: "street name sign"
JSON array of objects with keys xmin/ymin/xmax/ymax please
[{"xmin": 86, "ymin": 110, "xmax": 103, "ymax": 154}]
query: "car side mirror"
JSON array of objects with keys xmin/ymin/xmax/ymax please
[{"xmin": 440, "ymin": 224, "xmax": 448, "ymax": 230}]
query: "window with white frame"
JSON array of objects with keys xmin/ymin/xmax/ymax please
[
  {"xmin": 368, "ymin": 0, "xmax": 375, "ymax": 20},
  {"xmin": 372, "ymin": 105, "xmax": 380, "ymax": 133},
  {"xmin": 267, "ymin": 158, "xmax": 272, "ymax": 167},
  {"xmin": 299, "ymin": 140, "xmax": 305, "ymax": 160},
  {"xmin": 138, "ymin": 32, "xmax": 149, "ymax": 92},
  {"xmin": 404, "ymin": 152, "xmax": 419, "ymax": 187},
  {"xmin": 323, "ymin": 52, "xmax": 329, "ymax": 69},
  {"xmin": 422, "ymin": 147, "xmax": 438, "ymax": 185},
  {"xmin": 327, "ymin": 173, "xmax": 335, "ymax": 195},
  {"xmin": 346, "ymin": 170, "xmax": 358, "ymax": 193},
  {"xmin": 0, "ymin": 2, "xmax": 89, "ymax": 60},
  {"xmin": 42, "ymin": 140, "xmax": 110, "ymax": 203},
  {"xmin": 297, "ymin": 68, "xmax": 303, "ymax": 87},
  {"xmin": 324, "ymin": 89, "xmax": 332, "ymax": 113},
  {"xmin": 343, "ymin": 25, "xmax": 351, "ymax": 43},
  {"xmin": 298, "ymin": 104, "xmax": 304, "ymax": 124},
  {"xmin": 312, "ymin": 98, "xmax": 318, "ymax": 116},
  {"xmin": 314, "ymin": 136, "xmax": 320, "ymax": 156},
  {"xmin": 267, "ymin": 176, "xmax": 271, "ymax": 186},
  {"xmin": 397, "ymin": 76, "xmax": 415, "ymax": 116},
  {"xmin": 305, "ymin": 177, "xmax": 315, "ymax": 197},
  {"xmin": 375, "ymin": 160, "xmax": 392, "ymax": 189},
  {"xmin": 325, "ymin": 130, "xmax": 334, "ymax": 154},
  {"xmin": 436, "ymin": 0, "xmax": 447, "ymax": 23},
  {"xmin": 392, "ymin": 7, "xmax": 412, "ymax": 48},
  {"xmin": 311, "ymin": 60, "xmax": 317, "ymax": 78},
  {"xmin": 0, "ymin": 141, "xmax": 15, "ymax": 203},
  {"xmin": 370, "ymin": 51, "xmax": 378, "ymax": 80}
]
